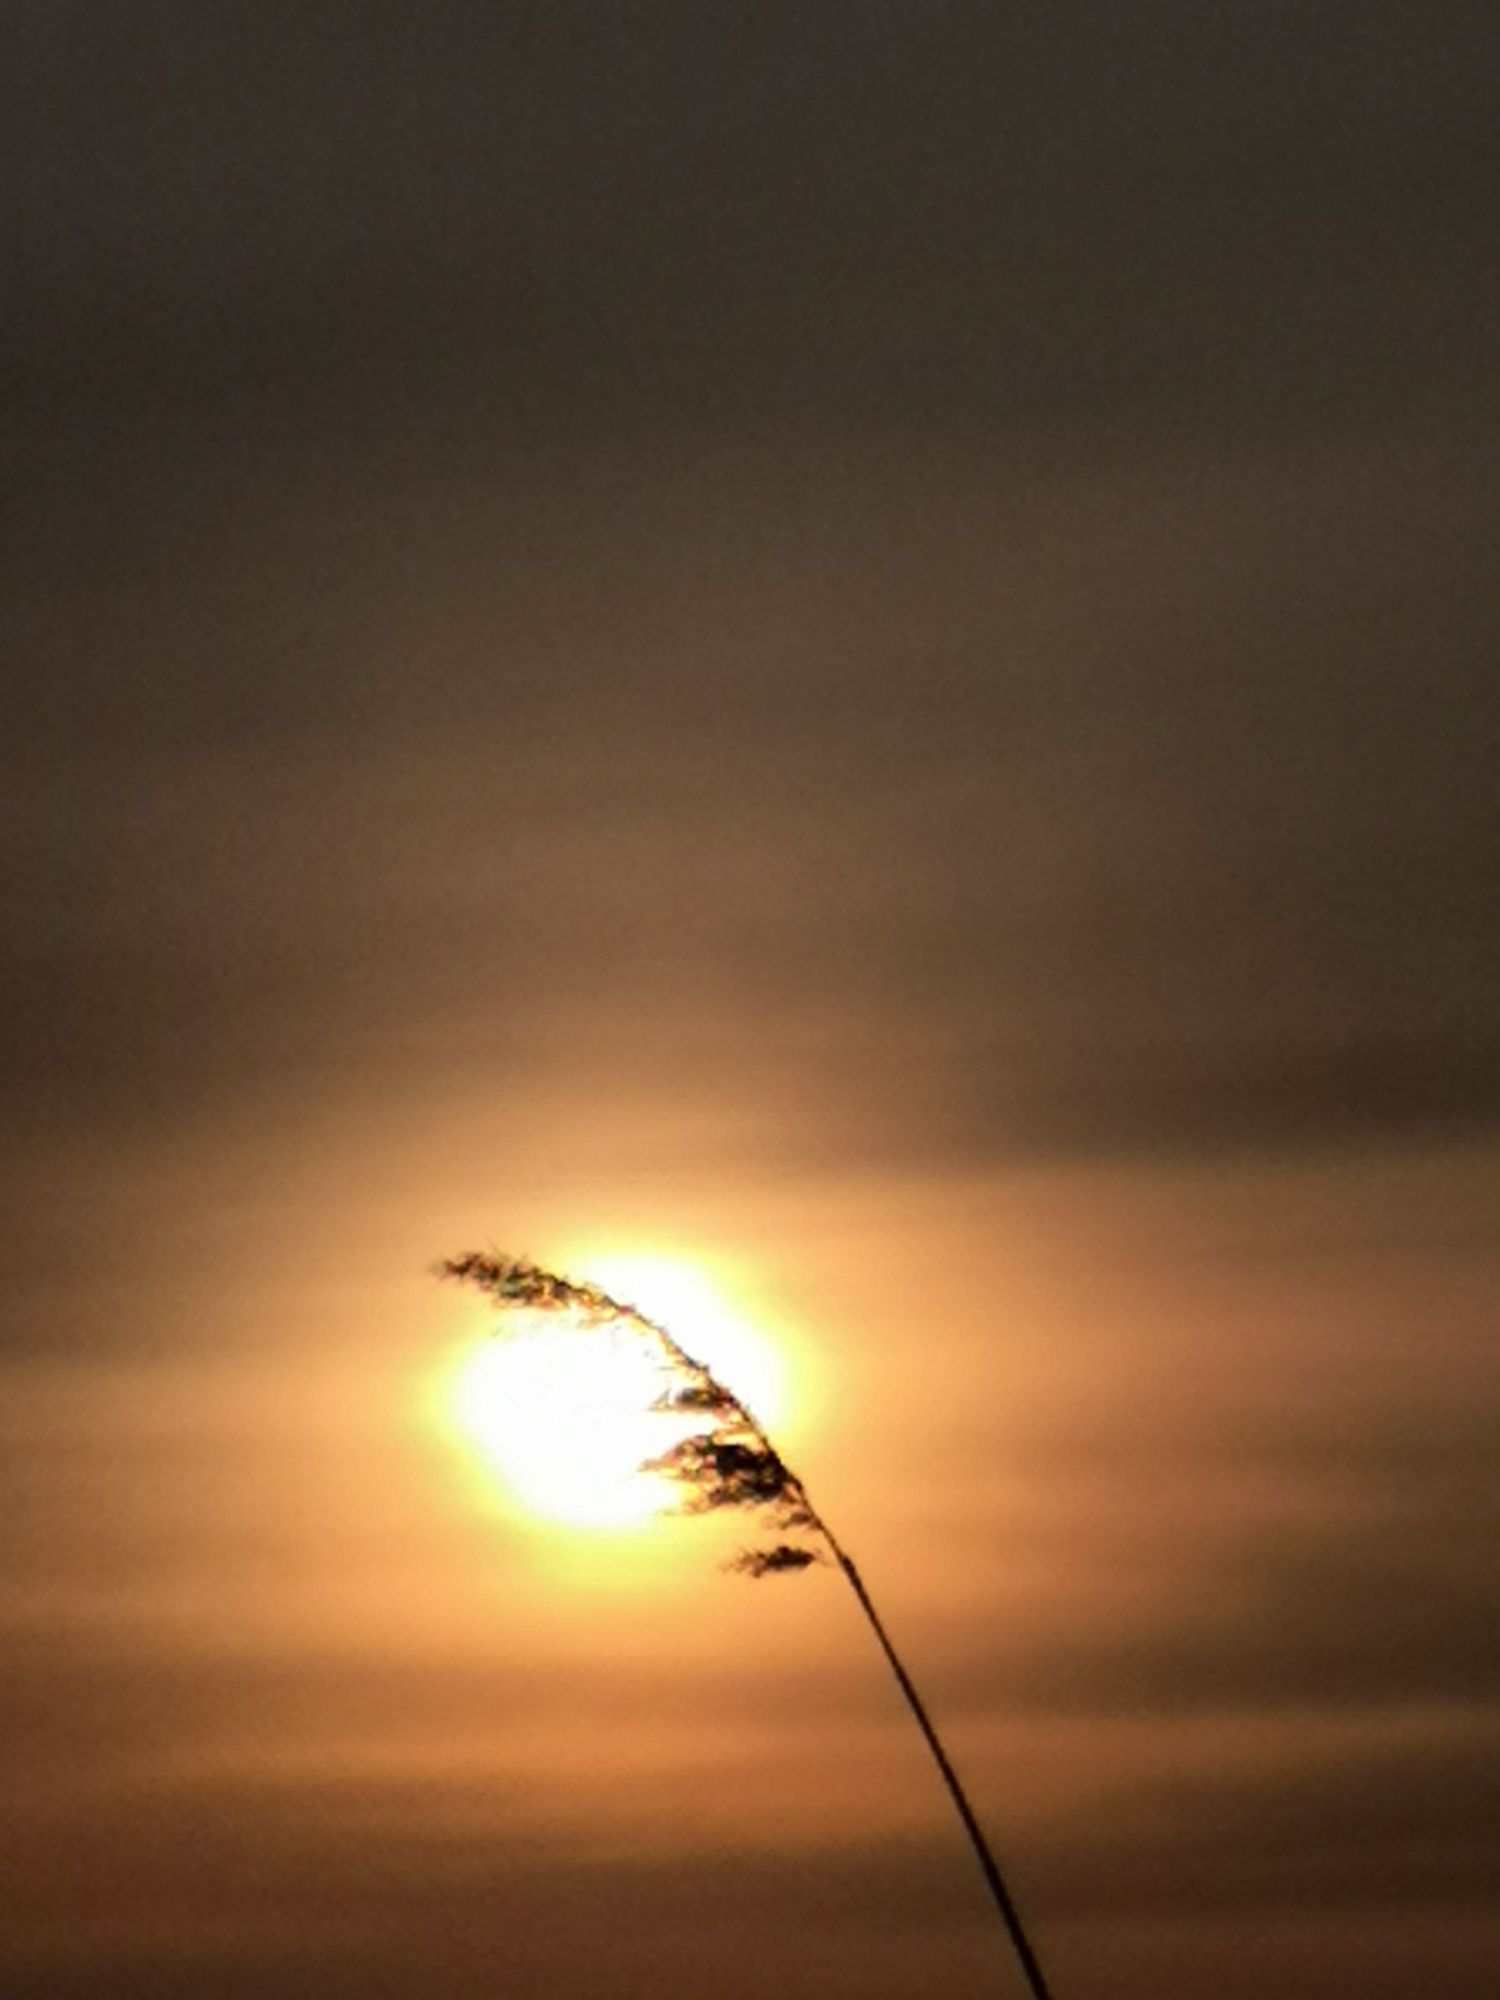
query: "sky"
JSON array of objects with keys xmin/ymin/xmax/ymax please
[{"xmin": 4, "ymin": 4, "xmax": 1498, "ymax": 1995}]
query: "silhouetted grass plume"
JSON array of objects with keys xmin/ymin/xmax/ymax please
[{"xmin": 438, "ymin": 1249, "xmax": 1057, "ymax": 2000}]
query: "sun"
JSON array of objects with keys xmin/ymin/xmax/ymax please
[
  {"xmin": 447, "ymin": 1319, "xmax": 673, "ymax": 1528},
  {"xmin": 443, "ymin": 1252, "xmax": 786, "ymax": 1532}
]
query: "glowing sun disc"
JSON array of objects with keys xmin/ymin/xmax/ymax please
[
  {"xmin": 449, "ymin": 1322, "xmax": 672, "ymax": 1529},
  {"xmin": 443, "ymin": 1254, "xmax": 787, "ymax": 1532}
]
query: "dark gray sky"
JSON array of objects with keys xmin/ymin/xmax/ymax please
[{"xmin": 4, "ymin": 7, "xmax": 1498, "ymax": 1998}]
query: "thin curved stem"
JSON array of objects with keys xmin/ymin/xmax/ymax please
[{"xmin": 825, "ymin": 1535, "xmax": 1054, "ymax": 2000}]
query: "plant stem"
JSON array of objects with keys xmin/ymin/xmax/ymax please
[
  {"xmin": 827, "ymin": 1537, "xmax": 1055, "ymax": 2000},
  {"xmin": 436, "ymin": 1256, "xmax": 1056, "ymax": 1996},
  {"xmin": 644, "ymin": 1290, "xmax": 1055, "ymax": 1995}
]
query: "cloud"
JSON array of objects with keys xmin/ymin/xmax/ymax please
[
  {"xmin": 7, "ymin": 4, "xmax": 1497, "ymax": 449},
  {"xmin": 1043, "ymin": 1717, "xmax": 1500, "ymax": 1918}
]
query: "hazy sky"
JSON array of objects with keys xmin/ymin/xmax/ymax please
[{"xmin": 5, "ymin": 7, "xmax": 1498, "ymax": 1997}]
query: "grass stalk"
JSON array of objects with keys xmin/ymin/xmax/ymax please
[{"xmin": 438, "ymin": 1250, "xmax": 1056, "ymax": 2000}]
